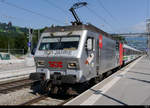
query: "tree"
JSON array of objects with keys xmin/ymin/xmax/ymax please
[
  {"xmin": 111, "ymin": 35, "xmax": 127, "ymax": 43},
  {"xmin": 14, "ymin": 34, "xmax": 28, "ymax": 54}
]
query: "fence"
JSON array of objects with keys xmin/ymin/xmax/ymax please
[{"xmin": 0, "ymin": 49, "xmax": 25, "ymax": 60}]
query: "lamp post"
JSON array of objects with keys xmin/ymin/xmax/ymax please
[{"xmin": 27, "ymin": 28, "xmax": 33, "ymax": 56}]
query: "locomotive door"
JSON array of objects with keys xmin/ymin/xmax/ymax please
[
  {"xmin": 85, "ymin": 36, "xmax": 96, "ymax": 75},
  {"xmin": 115, "ymin": 41, "xmax": 120, "ymax": 66}
]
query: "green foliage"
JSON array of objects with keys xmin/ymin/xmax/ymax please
[
  {"xmin": 14, "ymin": 34, "xmax": 28, "ymax": 53},
  {"xmin": 0, "ymin": 33, "xmax": 28, "ymax": 54},
  {"xmin": 0, "ymin": 22, "xmax": 28, "ymax": 54},
  {"xmin": 111, "ymin": 35, "xmax": 127, "ymax": 43},
  {"xmin": 0, "ymin": 22, "xmax": 28, "ymax": 34},
  {"xmin": 0, "ymin": 22, "xmax": 47, "ymax": 55}
]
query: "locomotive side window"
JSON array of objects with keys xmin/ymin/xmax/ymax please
[{"xmin": 85, "ymin": 37, "xmax": 94, "ymax": 51}]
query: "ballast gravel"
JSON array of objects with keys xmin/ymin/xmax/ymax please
[
  {"xmin": 0, "ymin": 88, "xmax": 38, "ymax": 105},
  {"xmin": 0, "ymin": 88, "xmax": 63, "ymax": 105}
]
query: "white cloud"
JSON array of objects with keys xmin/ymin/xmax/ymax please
[
  {"xmin": 131, "ymin": 21, "xmax": 146, "ymax": 32},
  {"xmin": 115, "ymin": 21, "xmax": 146, "ymax": 33}
]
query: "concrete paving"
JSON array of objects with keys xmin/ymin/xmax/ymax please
[
  {"xmin": 0, "ymin": 62, "xmax": 32, "ymax": 72},
  {"xmin": 0, "ymin": 61, "xmax": 36, "ymax": 83},
  {"xmin": 65, "ymin": 55, "xmax": 150, "ymax": 105},
  {"xmin": 0, "ymin": 67, "xmax": 35, "ymax": 80}
]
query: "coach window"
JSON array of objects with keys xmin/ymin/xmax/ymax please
[{"xmin": 85, "ymin": 37, "xmax": 94, "ymax": 51}]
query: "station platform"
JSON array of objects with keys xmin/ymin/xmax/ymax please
[
  {"xmin": 0, "ymin": 56, "xmax": 35, "ymax": 83},
  {"xmin": 65, "ymin": 55, "xmax": 150, "ymax": 105},
  {"xmin": 0, "ymin": 62, "xmax": 35, "ymax": 83}
]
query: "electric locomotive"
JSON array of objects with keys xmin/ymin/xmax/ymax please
[
  {"xmin": 29, "ymin": 24, "xmax": 125, "ymax": 94},
  {"xmin": 29, "ymin": 2, "xmax": 142, "ymax": 94}
]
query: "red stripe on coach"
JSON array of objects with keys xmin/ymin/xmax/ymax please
[{"xmin": 119, "ymin": 43, "xmax": 123, "ymax": 66}]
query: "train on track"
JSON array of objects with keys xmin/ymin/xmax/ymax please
[
  {"xmin": 29, "ymin": 2, "xmax": 143, "ymax": 95},
  {"xmin": 29, "ymin": 24, "xmax": 142, "ymax": 94}
]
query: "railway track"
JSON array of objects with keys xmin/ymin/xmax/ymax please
[
  {"xmin": 58, "ymin": 97, "xmax": 75, "ymax": 105},
  {"xmin": 0, "ymin": 58, "xmax": 139, "ymax": 105},
  {"xmin": 20, "ymin": 94, "xmax": 75, "ymax": 106},
  {"xmin": 19, "ymin": 62, "xmax": 131, "ymax": 106},
  {"xmin": 0, "ymin": 78, "xmax": 77, "ymax": 105},
  {"xmin": 20, "ymin": 94, "xmax": 49, "ymax": 105},
  {"xmin": 0, "ymin": 78, "xmax": 37, "ymax": 94}
]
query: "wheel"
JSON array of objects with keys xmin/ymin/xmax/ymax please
[
  {"xmin": 98, "ymin": 74, "xmax": 103, "ymax": 82},
  {"xmin": 40, "ymin": 80, "xmax": 51, "ymax": 94},
  {"xmin": 89, "ymin": 77, "xmax": 99, "ymax": 86},
  {"xmin": 106, "ymin": 71, "xmax": 112, "ymax": 77},
  {"xmin": 50, "ymin": 86, "xmax": 59, "ymax": 94}
]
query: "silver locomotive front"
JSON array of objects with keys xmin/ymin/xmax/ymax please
[{"xmin": 30, "ymin": 30, "xmax": 88, "ymax": 85}]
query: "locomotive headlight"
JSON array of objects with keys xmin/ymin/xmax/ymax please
[
  {"xmin": 68, "ymin": 62, "xmax": 77, "ymax": 69},
  {"xmin": 37, "ymin": 60, "xmax": 45, "ymax": 66}
]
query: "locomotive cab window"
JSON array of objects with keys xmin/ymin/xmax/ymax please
[
  {"xmin": 85, "ymin": 37, "xmax": 94, "ymax": 51},
  {"xmin": 39, "ymin": 36, "xmax": 80, "ymax": 50}
]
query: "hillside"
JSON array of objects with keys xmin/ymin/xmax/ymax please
[
  {"xmin": 0, "ymin": 21, "xmax": 48, "ymax": 55},
  {"xmin": 0, "ymin": 22, "xmax": 29, "ymax": 54},
  {"xmin": 0, "ymin": 22, "xmax": 28, "ymax": 36}
]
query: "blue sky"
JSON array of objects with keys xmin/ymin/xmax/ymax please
[{"xmin": 0, "ymin": 0, "xmax": 149, "ymax": 33}]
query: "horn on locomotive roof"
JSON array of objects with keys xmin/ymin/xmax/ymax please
[{"xmin": 69, "ymin": 2, "xmax": 87, "ymax": 26}]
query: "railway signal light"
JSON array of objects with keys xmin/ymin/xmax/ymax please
[{"xmin": 30, "ymin": 28, "xmax": 33, "ymax": 34}]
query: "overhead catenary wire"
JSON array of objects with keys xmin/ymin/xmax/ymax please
[
  {"xmin": 43, "ymin": 0, "xmax": 69, "ymax": 15},
  {"xmin": 85, "ymin": 6, "xmax": 114, "ymax": 31},
  {"xmin": 0, "ymin": 14, "xmax": 15, "ymax": 19},
  {"xmin": 0, "ymin": 0, "xmax": 64, "ymax": 25},
  {"xmin": 0, "ymin": 13, "xmax": 47, "ymax": 28},
  {"xmin": 97, "ymin": 0, "xmax": 122, "ymax": 26},
  {"xmin": 42, "ymin": 0, "xmax": 71, "ymax": 25}
]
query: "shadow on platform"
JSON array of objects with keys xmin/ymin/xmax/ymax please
[{"xmin": 89, "ymin": 88, "xmax": 128, "ymax": 106}]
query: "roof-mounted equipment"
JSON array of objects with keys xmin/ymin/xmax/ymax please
[{"xmin": 69, "ymin": 2, "xmax": 87, "ymax": 25}]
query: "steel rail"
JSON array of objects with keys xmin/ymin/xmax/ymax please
[
  {"xmin": 0, "ymin": 78, "xmax": 36, "ymax": 94},
  {"xmin": 20, "ymin": 94, "xmax": 48, "ymax": 105}
]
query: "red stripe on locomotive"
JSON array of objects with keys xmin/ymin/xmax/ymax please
[{"xmin": 99, "ymin": 35, "xmax": 103, "ymax": 48}]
